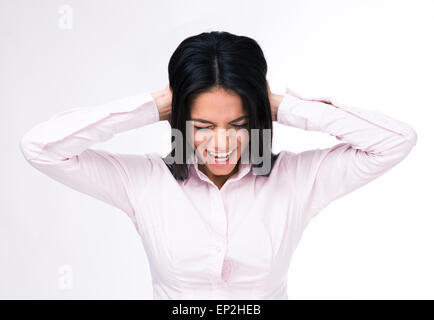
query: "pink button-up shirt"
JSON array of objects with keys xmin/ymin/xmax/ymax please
[{"xmin": 19, "ymin": 87, "xmax": 417, "ymax": 299}]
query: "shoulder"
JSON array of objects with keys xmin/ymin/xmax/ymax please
[
  {"xmin": 144, "ymin": 152, "xmax": 184, "ymax": 181},
  {"xmin": 278, "ymin": 147, "xmax": 333, "ymax": 170},
  {"xmin": 142, "ymin": 152, "xmax": 175, "ymax": 174},
  {"xmin": 273, "ymin": 150, "xmax": 296, "ymax": 171},
  {"xmin": 108, "ymin": 151, "xmax": 174, "ymax": 185},
  {"xmin": 272, "ymin": 148, "xmax": 335, "ymax": 182}
]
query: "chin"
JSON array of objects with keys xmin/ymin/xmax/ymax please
[{"xmin": 205, "ymin": 162, "xmax": 238, "ymax": 175}]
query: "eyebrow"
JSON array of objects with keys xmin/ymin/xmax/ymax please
[{"xmin": 190, "ymin": 115, "xmax": 249, "ymax": 125}]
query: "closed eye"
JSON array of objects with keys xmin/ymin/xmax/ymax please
[
  {"xmin": 194, "ymin": 124, "xmax": 248, "ymax": 130},
  {"xmin": 232, "ymin": 123, "xmax": 248, "ymax": 128},
  {"xmin": 194, "ymin": 126, "xmax": 212, "ymax": 130}
]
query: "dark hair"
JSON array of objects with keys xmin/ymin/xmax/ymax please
[{"xmin": 163, "ymin": 30, "xmax": 280, "ymax": 181}]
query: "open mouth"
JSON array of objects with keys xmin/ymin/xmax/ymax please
[{"xmin": 206, "ymin": 148, "xmax": 236, "ymax": 164}]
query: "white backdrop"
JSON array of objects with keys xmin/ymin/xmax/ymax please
[{"xmin": 1, "ymin": 0, "xmax": 433, "ymax": 299}]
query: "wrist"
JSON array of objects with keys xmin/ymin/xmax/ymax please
[
  {"xmin": 153, "ymin": 93, "xmax": 172, "ymax": 121},
  {"xmin": 270, "ymin": 93, "xmax": 284, "ymax": 121}
]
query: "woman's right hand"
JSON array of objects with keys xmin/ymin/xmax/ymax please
[{"xmin": 151, "ymin": 84, "xmax": 172, "ymax": 122}]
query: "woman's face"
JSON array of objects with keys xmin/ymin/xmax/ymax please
[{"xmin": 189, "ymin": 87, "xmax": 250, "ymax": 178}]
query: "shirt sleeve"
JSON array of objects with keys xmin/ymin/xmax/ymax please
[
  {"xmin": 276, "ymin": 86, "xmax": 418, "ymax": 226},
  {"xmin": 19, "ymin": 91, "xmax": 161, "ymax": 228}
]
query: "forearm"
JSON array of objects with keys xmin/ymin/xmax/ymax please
[
  {"xmin": 276, "ymin": 86, "xmax": 417, "ymax": 160},
  {"xmin": 20, "ymin": 91, "xmax": 160, "ymax": 163}
]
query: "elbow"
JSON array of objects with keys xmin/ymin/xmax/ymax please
[
  {"xmin": 19, "ymin": 132, "xmax": 42, "ymax": 162},
  {"xmin": 19, "ymin": 133, "xmax": 33, "ymax": 162},
  {"xmin": 20, "ymin": 130, "xmax": 74, "ymax": 166},
  {"xmin": 367, "ymin": 126, "xmax": 418, "ymax": 169},
  {"xmin": 399, "ymin": 126, "xmax": 418, "ymax": 157},
  {"xmin": 407, "ymin": 127, "xmax": 418, "ymax": 147},
  {"xmin": 391, "ymin": 126, "xmax": 418, "ymax": 163}
]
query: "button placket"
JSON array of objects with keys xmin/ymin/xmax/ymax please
[
  {"xmin": 220, "ymin": 258, "xmax": 232, "ymax": 283},
  {"xmin": 212, "ymin": 189, "xmax": 227, "ymax": 240},
  {"xmin": 209, "ymin": 189, "xmax": 229, "ymax": 286}
]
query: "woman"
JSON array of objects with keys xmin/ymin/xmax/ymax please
[{"xmin": 19, "ymin": 31, "xmax": 417, "ymax": 299}]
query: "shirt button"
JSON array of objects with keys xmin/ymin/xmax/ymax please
[
  {"xmin": 215, "ymin": 246, "xmax": 222, "ymax": 253},
  {"xmin": 221, "ymin": 259, "xmax": 232, "ymax": 282}
]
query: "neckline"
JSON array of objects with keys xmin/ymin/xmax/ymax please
[{"xmin": 185, "ymin": 151, "xmax": 252, "ymax": 190}]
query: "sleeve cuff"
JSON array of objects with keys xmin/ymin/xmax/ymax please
[{"xmin": 276, "ymin": 86, "xmax": 304, "ymax": 124}]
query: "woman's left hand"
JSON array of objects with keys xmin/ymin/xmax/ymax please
[{"xmin": 267, "ymin": 80, "xmax": 284, "ymax": 122}]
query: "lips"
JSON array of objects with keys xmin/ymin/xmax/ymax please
[
  {"xmin": 207, "ymin": 148, "xmax": 236, "ymax": 159},
  {"xmin": 204, "ymin": 148, "xmax": 237, "ymax": 164}
]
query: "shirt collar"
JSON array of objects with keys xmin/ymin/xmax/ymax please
[{"xmin": 183, "ymin": 151, "xmax": 252, "ymax": 187}]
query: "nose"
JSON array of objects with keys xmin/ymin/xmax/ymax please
[{"xmin": 212, "ymin": 128, "xmax": 236, "ymax": 152}]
